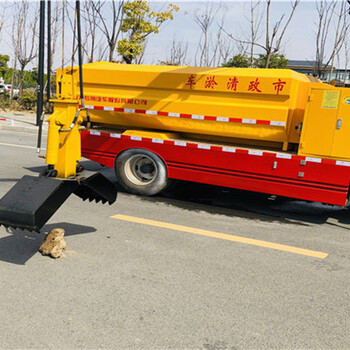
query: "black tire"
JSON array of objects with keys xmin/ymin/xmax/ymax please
[{"xmin": 115, "ymin": 148, "xmax": 170, "ymax": 196}]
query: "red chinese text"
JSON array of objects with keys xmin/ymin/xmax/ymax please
[
  {"xmin": 205, "ymin": 76, "xmax": 218, "ymax": 89},
  {"xmin": 272, "ymin": 79, "xmax": 286, "ymax": 95},
  {"xmin": 185, "ymin": 74, "xmax": 196, "ymax": 89},
  {"xmin": 248, "ymin": 78, "xmax": 262, "ymax": 93},
  {"xmin": 85, "ymin": 95, "xmax": 147, "ymax": 105},
  {"xmin": 227, "ymin": 77, "xmax": 239, "ymax": 91}
]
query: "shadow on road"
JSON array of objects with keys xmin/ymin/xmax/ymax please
[
  {"xmin": 23, "ymin": 161, "xmax": 350, "ymax": 230},
  {"xmin": 3, "ymin": 161, "xmax": 348, "ymax": 265},
  {"xmin": 23, "ymin": 165, "xmax": 47, "ymax": 175},
  {"xmin": 139, "ymin": 180, "xmax": 350, "ymax": 230},
  {"xmin": 57, "ymin": 160, "xmax": 350, "ymax": 229},
  {"xmin": 0, "ymin": 222, "xmax": 96, "ymax": 265}
]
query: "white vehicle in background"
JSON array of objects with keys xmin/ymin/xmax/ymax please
[
  {"xmin": 0, "ymin": 78, "xmax": 19, "ymax": 99},
  {"xmin": 5, "ymin": 84, "xmax": 19, "ymax": 99},
  {"xmin": 0, "ymin": 81, "xmax": 5, "ymax": 94}
]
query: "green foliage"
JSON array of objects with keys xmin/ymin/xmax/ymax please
[
  {"xmin": 27, "ymin": 68, "xmax": 38, "ymax": 86},
  {"xmin": 117, "ymin": 0, "xmax": 179, "ymax": 64},
  {"xmin": 222, "ymin": 54, "xmax": 251, "ymax": 68},
  {"xmin": 222, "ymin": 53, "xmax": 288, "ymax": 69},
  {"xmin": 0, "ymin": 54, "xmax": 9, "ymax": 78},
  {"xmin": 22, "ymin": 68, "xmax": 39, "ymax": 88},
  {"xmin": 254, "ymin": 54, "xmax": 288, "ymax": 69},
  {"xmin": 4, "ymin": 67, "xmax": 39, "ymax": 89},
  {"xmin": 3, "ymin": 67, "xmax": 14, "ymax": 83},
  {"xmin": 18, "ymin": 89, "xmax": 37, "ymax": 110},
  {"xmin": 0, "ymin": 95, "xmax": 12, "ymax": 109},
  {"xmin": 0, "ymin": 54, "xmax": 41, "ymax": 109}
]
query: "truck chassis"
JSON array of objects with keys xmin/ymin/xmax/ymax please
[{"xmin": 81, "ymin": 129, "xmax": 350, "ymax": 206}]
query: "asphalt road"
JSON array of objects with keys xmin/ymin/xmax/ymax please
[{"xmin": 0, "ymin": 129, "xmax": 349, "ymax": 349}]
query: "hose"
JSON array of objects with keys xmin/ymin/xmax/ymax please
[
  {"xmin": 59, "ymin": 0, "xmax": 91, "ymax": 133},
  {"xmin": 76, "ymin": 0, "xmax": 91, "ymax": 129}
]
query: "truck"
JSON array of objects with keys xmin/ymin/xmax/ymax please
[
  {"xmin": 69, "ymin": 62, "xmax": 350, "ymax": 207},
  {"xmin": 2, "ymin": 1, "xmax": 350, "ymax": 233},
  {"xmin": 2, "ymin": 60, "xmax": 350, "ymax": 232}
]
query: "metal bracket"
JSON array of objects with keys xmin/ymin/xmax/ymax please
[{"xmin": 336, "ymin": 119, "xmax": 342, "ymax": 130}]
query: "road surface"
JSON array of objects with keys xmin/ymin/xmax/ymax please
[{"xmin": 0, "ymin": 129, "xmax": 349, "ymax": 349}]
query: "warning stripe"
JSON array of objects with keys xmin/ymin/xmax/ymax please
[
  {"xmin": 82, "ymin": 105, "xmax": 286, "ymax": 127},
  {"xmin": 86, "ymin": 130, "xmax": 350, "ymax": 168}
]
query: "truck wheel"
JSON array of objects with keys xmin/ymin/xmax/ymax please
[{"xmin": 115, "ymin": 149, "xmax": 169, "ymax": 196}]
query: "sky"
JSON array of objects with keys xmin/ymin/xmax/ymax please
[
  {"xmin": 0, "ymin": 0, "xmax": 347, "ymax": 70},
  {"xmin": 142, "ymin": 1, "xmax": 342, "ymax": 66}
]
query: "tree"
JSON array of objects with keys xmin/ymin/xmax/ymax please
[
  {"xmin": 314, "ymin": 0, "xmax": 349, "ymax": 79},
  {"xmin": 12, "ymin": 1, "xmax": 39, "ymax": 95},
  {"xmin": 117, "ymin": 0, "xmax": 179, "ymax": 64},
  {"xmin": 194, "ymin": 3, "xmax": 229, "ymax": 67},
  {"xmin": 162, "ymin": 37, "xmax": 188, "ymax": 66},
  {"xmin": 342, "ymin": 33, "xmax": 350, "ymax": 86},
  {"xmin": 4, "ymin": 67, "xmax": 40, "ymax": 89},
  {"xmin": 83, "ymin": 1, "xmax": 103, "ymax": 63},
  {"xmin": 223, "ymin": 0, "xmax": 299, "ymax": 68},
  {"xmin": 49, "ymin": 2, "xmax": 63, "ymax": 73},
  {"xmin": 92, "ymin": 0, "xmax": 125, "ymax": 62},
  {"xmin": 0, "ymin": 54, "xmax": 9, "ymax": 79},
  {"xmin": 216, "ymin": 15, "xmax": 233, "ymax": 67},
  {"xmin": 0, "ymin": 2, "xmax": 7, "ymax": 43},
  {"xmin": 246, "ymin": 0, "xmax": 262, "ymax": 67},
  {"xmin": 222, "ymin": 54, "xmax": 250, "ymax": 68},
  {"xmin": 194, "ymin": 3, "xmax": 216, "ymax": 67},
  {"xmin": 262, "ymin": 0, "xmax": 299, "ymax": 68},
  {"xmin": 222, "ymin": 53, "xmax": 288, "ymax": 69},
  {"xmin": 254, "ymin": 53, "xmax": 288, "ymax": 68}
]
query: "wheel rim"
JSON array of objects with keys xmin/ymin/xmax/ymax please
[{"xmin": 124, "ymin": 154, "xmax": 158, "ymax": 185}]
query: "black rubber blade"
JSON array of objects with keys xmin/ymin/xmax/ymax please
[
  {"xmin": 74, "ymin": 172, "xmax": 117, "ymax": 204},
  {"xmin": 0, "ymin": 172, "xmax": 118, "ymax": 232},
  {"xmin": 0, "ymin": 176, "xmax": 79, "ymax": 232}
]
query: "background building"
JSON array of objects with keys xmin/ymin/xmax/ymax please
[{"xmin": 288, "ymin": 60, "xmax": 350, "ymax": 86}]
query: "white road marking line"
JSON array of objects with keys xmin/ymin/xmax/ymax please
[{"xmin": 0, "ymin": 142, "xmax": 37, "ymax": 150}]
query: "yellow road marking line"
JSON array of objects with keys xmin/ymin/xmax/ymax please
[{"xmin": 111, "ymin": 214, "xmax": 328, "ymax": 259}]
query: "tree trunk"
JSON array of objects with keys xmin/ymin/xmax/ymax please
[
  {"xmin": 19, "ymin": 66, "xmax": 25, "ymax": 96},
  {"xmin": 265, "ymin": 51, "xmax": 272, "ymax": 68}
]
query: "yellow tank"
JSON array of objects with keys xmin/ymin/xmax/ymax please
[{"xmin": 57, "ymin": 62, "xmax": 329, "ymax": 151}]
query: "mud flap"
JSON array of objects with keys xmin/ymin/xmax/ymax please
[{"xmin": 0, "ymin": 172, "xmax": 117, "ymax": 232}]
